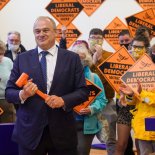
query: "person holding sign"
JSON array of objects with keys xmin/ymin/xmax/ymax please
[
  {"xmin": 5, "ymin": 16, "xmax": 88, "ymax": 155},
  {"xmin": 115, "ymin": 34, "xmax": 151, "ymax": 155},
  {"xmin": 119, "ymin": 80, "xmax": 155, "ymax": 155},
  {"xmin": 71, "ymin": 40, "xmax": 108, "ymax": 155},
  {"xmin": 88, "ymin": 28, "xmax": 117, "ymax": 155},
  {"xmin": 115, "ymin": 30, "xmax": 135, "ymax": 155}
]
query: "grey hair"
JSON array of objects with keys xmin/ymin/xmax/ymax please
[
  {"xmin": 34, "ymin": 16, "xmax": 56, "ymax": 30},
  {"xmin": 7, "ymin": 31, "xmax": 21, "ymax": 39}
]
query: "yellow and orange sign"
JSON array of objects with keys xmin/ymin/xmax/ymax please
[
  {"xmin": 103, "ymin": 17, "xmax": 129, "ymax": 51},
  {"xmin": 0, "ymin": 107, "xmax": 3, "ymax": 115},
  {"xmin": 121, "ymin": 53, "xmax": 155, "ymax": 96},
  {"xmin": 0, "ymin": 0, "xmax": 10, "ymax": 11},
  {"xmin": 135, "ymin": 0, "xmax": 155, "ymax": 13},
  {"xmin": 56, "ymin": 23, "xmax": 81, "ymax": 48},
  {"xmin": 46, "ymin": 0, "xmax": 83, "ymax": 26},
  {"xmin": 98, "ymin": 46, "xmax": 135, "ymax": 93},
  {"xmin": 77, "ymin": 0, "xmax": 105, "ymax": 16},
  {"xmin": 74, "ymin": 79, "xmax": 102, "ymax": 114},
  {"xmin": 126, "ymin": 8, "xmax": 155, "ymax": 37}
]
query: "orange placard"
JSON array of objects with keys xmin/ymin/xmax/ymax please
[
  {"xmin": 98, "ymin": 46, "xmax": 135, "ymax": 93},
  {"xmin": 121, "ymin": 53, "xmax": 155, "ymax": 96},
  {"xmin": 135, "ymin": 0, "xmax": 155, "ymax": 13},
  {"xmin": 56, "ymin": 23, "xmax": 81, "ymax": 48},
  {"xmin": 77, "ymin": 0, "xmax": 105, "ymax": 16},
  {"xmin": 0, "ymin": 0, "xmax": 10, "ymax": 10},
  {"xmin": 126, "ymin": 8, "xmax": 155, "ymax": 37},
  {"xmin": 103, "ymin": 17, "xmax": 129, "ymax": 51},
  {"xmin": 0, "ymin": 107, "xmax": 3, "ymax": 115},
  {"xmin": 46, "ymin": 0, "xmax": 83, "ymax": 26},
  {"xmin": 74, "ymin": 79, "xmax": 102, "ymax": 114}
]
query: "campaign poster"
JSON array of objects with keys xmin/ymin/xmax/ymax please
[
  {"xmin": 56, "ymin": 23, "xmax": 81, "ymax": 48},
  {"xmin": 126, "ymin": 8, "xmax": 155, "ymax": 37},
  {"xmin": 121, "ymin": 53, "xmax": 155, "ymax": 96},
  {"xmin": 46, "ymin": 0, "xmax": 83, "ymax": 26},
  {"xmin": 98, "ymin": 46, "xmax": 135, "ymax": 93},
  {"xmin": 0, "ymin": 0, "xmax": 10, "ymax": 11},
  {"xmin": 77, "ymin": 0, "xmax": 105, "ymax": 16},
  {"xmin": 135, "ymin": 0, "xmax": 155, "ymax": 13},
  {"xmin": 74, "ymin": 79, "xmax": 102, "ymax": 114},
  {"xmin": 103, "ymin": 17, "xmax": 129, "ymax": 51}
]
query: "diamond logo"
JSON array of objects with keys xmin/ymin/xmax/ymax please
[{"xmin": 46, "ymin": 0, "xmax": 83, "ymax": 26}]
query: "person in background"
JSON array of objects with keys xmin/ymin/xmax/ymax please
[
  {"xmin": 119, "ymin": 49, "xmax": 155, "ymax": 154},
  {"xmin": 0, "ymin": 40, "xmax": 15, "ymax": 123},
  {"xmin": 5, "ymin": 31, "xmax": 26, "ymax": 62},
  {"xmin": 116, "ymin": 29, "xmax": 135, "ymax": 155},
  {"xmin": 118, "ymin": 30, "xmax": 133, "ymax": 50},
  {"xmin": 135, "ymin": 25, "xmax": 153, "ymax": 43},
  {"xmin": 59, "ymin": 25, "xmax": 67, "ymax": 49},
  {"xmin": 71, "ymin": 40, "xmax": 108, "ymax": 155},
  {"xmin": 88, "ymin": 28, "xmax": 117, "ymax": 155},
  {"xmin": 115, "ymin": 34, "xmax": 150, "ymax": 155},
  {"xmin": 5, "ymin": 16, "xmax": 88, "ymax": 155}
]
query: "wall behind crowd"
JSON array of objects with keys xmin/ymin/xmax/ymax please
[{"xmin": 0, "ymin": 0, "xmax": 154, "ymax": 52}]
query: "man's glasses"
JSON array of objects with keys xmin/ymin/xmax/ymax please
[
  {"xmin": 8, "ymin": 39, "xmax": 20, "ymax": 44},
  {"xmin": 89, "ymin": 36, "xmax": 103, "ymax": 40},
  {"xmin": 132, "ymin": 45, "xmax": 145, "ymax": 49}
]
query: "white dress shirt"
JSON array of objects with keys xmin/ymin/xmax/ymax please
[{"xmin": 38, "ymin": 44, "xmax": 58, "ymax": 94}]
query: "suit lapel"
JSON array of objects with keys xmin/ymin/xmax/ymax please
[
  {"xmin": 49, "ymin": 48, "xmax": 66, "ymax": 92},
  {"xmin": 29, "ymin": 48, "xmax": 46, "ymax": 92}
]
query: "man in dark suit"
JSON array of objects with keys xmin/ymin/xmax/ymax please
[
  {"xmin": 5, "ymin": 16, "xmax": 88, "ymax": 155},
  {"xmin": 5, "ymin": 31, "xmax": 26, "ymax": 62}
]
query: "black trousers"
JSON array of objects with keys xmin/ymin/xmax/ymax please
[
  {"xmin": 18, "ymin": 126, "xmax": 77, "ymax": 155},
  {"xmin": 116, "ymin": 99, "xmax": 135, "ymax": 155}
]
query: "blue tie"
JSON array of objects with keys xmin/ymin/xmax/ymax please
[{"xmin": 40, "ymin": 51, "xmax": 48, "ymax": 92}]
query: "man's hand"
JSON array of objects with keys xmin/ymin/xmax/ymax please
[
  {"xmin": 20, "ymin": 79, "xmax": 38, "ymax": 100},
  {"xmin": 119, "ymin": 91, "xmax": 127, "ymax": 106},
  {"xmin": 61, "ymin": 25, "xmax": 67, "ymax": 39},
  {"xmin": 45, "ymin": 95, "xmax": 65, "ymax": 109},
  {"xmin": 119, "ymin": 83, "xmax": 134, "ymax": 96},
  {"xmin": 92, "ymin": 44, "xmax": 102, "ymax": 64}
]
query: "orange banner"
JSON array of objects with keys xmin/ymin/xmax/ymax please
[
  {"xmin": 103, "ymin": 17, "xmax": 129, "ymax": 51},
  {"xmin": 126, "ymin": 8, "xmax": 155, "ymax": 37},
  {"xmin": 135, "ymin": 0, "xmax": 155, "ymax": 13},
  {"xmin": 77, "ymin": 0, "xmax": 105, "ymax": 16},
  {"xmin": 74, "ymin": 79, "xmax": 102, "ymax": 114},
  {"xmin": 98, "ymin": 46, "xmax": 135, "ymax": 93},
  {"xmin": 46, "ymin": 0, "xmax": 83, "ymax": 26},
  {"xmin": 0, "ymin": 0, "xmax": 10, "ymax": 10},
  {"xmin": 0, "ymin": 107, "xmax": 3, "ymax": 115},
  {"xmin": 56, "ymin": 23, "xmax": 81, "ymax": 48},
  {"xmin": 121, "ymin": 53, "xmax": 155, "ymax": 96}
]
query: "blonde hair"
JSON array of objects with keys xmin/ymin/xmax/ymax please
[{"xmin": 0, "ymin": 40, "xmax": 6, "ymax": 54}]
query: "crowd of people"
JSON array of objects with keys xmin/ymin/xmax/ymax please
[{"xmin": 0, "ymin": 16, "xmax": 155, "ymax": 155}]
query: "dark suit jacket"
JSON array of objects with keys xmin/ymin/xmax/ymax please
[
  {"xmin": 5, "ymin": 44, "xmax": 26, "ymax": 62},
  {"xmin": 5, "ymin": 47, "xmax": 88, "ymax": 150}
]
